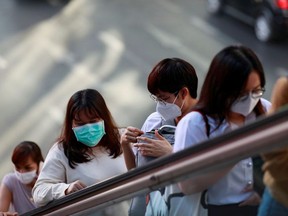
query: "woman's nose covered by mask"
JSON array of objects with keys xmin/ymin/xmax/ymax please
[
  {"xmin": 231, "ymin": 93, "xmax": 260, "ymax": 116},
  {"xmin": 73, "ymin": 121, "xmax": 106, "ymax": 147}
]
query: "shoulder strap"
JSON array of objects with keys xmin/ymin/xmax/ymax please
[
  {"xmin": 194, "ymin": 110, "xmax": 210, "ymax": 138},
  {"xmin": 194, "ymin": 110, "xmax": 210, "ymax": 209}
]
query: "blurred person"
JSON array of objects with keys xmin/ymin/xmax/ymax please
[
  {"xmin": 257, "ymin": 76, "xmax": 288, "ymax": 216},
  {"xmin": 173, "ymin": 45, "xmax": 271, "ymax": 216},
  {"xmin": 32, "ymin": 89, "xmax": 126, "ymax": 210},
  {"xmin": 120, "ymin": 58, "xmax": 205, "ymax": 215},
  {"xmin": 0, "ymin": 141, "xmax": 44, "ymax": 215}
]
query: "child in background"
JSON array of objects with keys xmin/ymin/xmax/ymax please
[{"xmin": 0, "ymin": 141, "xmax": 44, "ymax": 215}]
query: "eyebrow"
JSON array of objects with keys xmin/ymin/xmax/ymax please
[
  {"xmin": 16, "ymin": 163, "xmax": 34, "ymax": 168},
  {"xmin": 244, "ymin": 85, "xmax": 261, "ymax": 91}
]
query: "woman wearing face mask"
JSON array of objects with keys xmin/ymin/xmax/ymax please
[
  {"xmin": 120, "ymin": 58, "xmax": 202, "ymax": 216},
  {"xmin": 0, "ymin": 141, "xmax": 44, "ymax": 215},
  {"xmin": 173, "ymin": 45, "xmax": 271, "ymax": 216},
  {"xmin": 32, "ymin": 89, "xmax": 126, "ymax": 209}
]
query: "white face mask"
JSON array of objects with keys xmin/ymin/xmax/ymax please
[
  {"xmin": 156, "ymin": 94, "xmax": 184, "ymax": 121},
  {"xmin": 231, "ymin": 93, "xmax": 260, "ymax": 116},
  {"xmin": 15, "ymin": 169, "xmax": 37, "ymax": 185}
]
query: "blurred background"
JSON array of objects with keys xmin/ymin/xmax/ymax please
[{"xmin": 0, "ymin": 0, "xmax": 287, "ymax": 180}]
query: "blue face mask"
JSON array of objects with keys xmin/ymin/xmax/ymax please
[{"xmin": 72, "ymin": 121, "xmax": 106, "ymax": 147}]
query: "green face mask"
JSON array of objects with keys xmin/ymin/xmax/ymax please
[{"xmin": 72, "ymin": 121, "xmax": 106, "ymax": 147}]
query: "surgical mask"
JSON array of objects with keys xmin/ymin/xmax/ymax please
[
  {"xmin": 15, "ymin": 169, "xmax": 37, "ymax": 184},
  {"xmin": 73, "ymin": 121, "xmax": 106, "ymax": 147},
  {"xmin": 156, "ymin": 95, "xmax": 184, "ymax": 121},
  {"xmin": 231, "ymin": 93, "xmax": 260, "ymax": 116}
]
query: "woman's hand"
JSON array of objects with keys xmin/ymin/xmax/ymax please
[
  {"xmin": 65, "ymin": 180, "xmax": 86, "ymax": 195},
  {"xmin": 134, "ymin": 130, "xmax": 172, "ymax": 157},
  {"xmin": 239, "ymin": 192, "xmax": 261, "ymax": 206},
  {"xmin": 120, "ymin": 126, "xmax": 143, "ymax": 170},
  {"xmin": 239, "ymin": 185, "xmax": 261, "ymax": 206}
]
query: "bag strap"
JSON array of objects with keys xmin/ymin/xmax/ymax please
[
  {"xmin": 194, "ymin": 110, "xmax": 210, "ymax": 209},
  {"xmin": 194, "ymin": 110, "xmax": 210, "ymax": 137}
]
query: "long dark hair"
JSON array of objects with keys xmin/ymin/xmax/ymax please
[
  {"xmin": 194, "ymin": 45, "xmax": 266, "ymax": 128},
  {"xmin": 58, "ymin": 89, "xmax": 122, "ymax": 168}
]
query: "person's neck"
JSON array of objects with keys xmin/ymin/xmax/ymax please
[
  {"xmin": 26, "ymin": 180, "xmax": 36, "ymax": 189},
  {"xmin": 175, "ymin": 98, "xmax": 198, "ymax": 124},
  {"xmin": 183, "ymin": 98, "xmax": 198, "ymax": 115}
]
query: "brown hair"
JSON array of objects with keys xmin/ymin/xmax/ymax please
[
  {"xmin": 194, "ymin": 45, "xmax": 266, "ymax": 128},
  {"xmin": 12, "ymin": 141, "xmax": 44, "ymax": 166},
  {"xmin": 58, "ymin": 89, "xmax": 122, "ymax": 168}
]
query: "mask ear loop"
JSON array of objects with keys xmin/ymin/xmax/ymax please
[
  {"xmin": 175, "ymin": 88, "xmax": 186, "ymax": 110},
  {"xmin": 172, "ymin": 93, "xmax": 179, "ymax": 104},
  {"xmin": 180, "ymin": 98, "xmax": 185, "ymax": 110}
]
